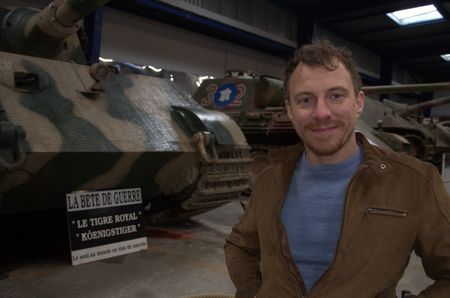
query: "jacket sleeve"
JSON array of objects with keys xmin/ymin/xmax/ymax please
[
  {"xmin": 224, "ymin": 189, "xmax": 262, "ymax": 298},
  {"xmin": 414, "ymin": 165, "xmax": 450, "ymax": 298}
]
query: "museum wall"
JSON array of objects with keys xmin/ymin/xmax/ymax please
[
  {"xmin": 100, "ymin": 7, "xmax": 287, "ymax": 79},
  {"xmin": 6, "ymin": 0, "xmax": 288, "ymax": 79}
]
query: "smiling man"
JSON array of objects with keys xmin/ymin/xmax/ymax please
[
  {"xmin": 225, "ymin": 39, "xmax": 450, "ymax": 297},
  {"xmin": 285, "ymin": 47, "xmax": 364, "ymax": 164}
]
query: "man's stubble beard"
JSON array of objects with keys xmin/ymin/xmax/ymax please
[{"xmin": 301, "ymin": 120, "xmax": 355, "ymax": 157}]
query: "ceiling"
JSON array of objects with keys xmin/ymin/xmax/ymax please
[
  {"xmin": 107, "ymin": 0, "xmax": 450, "ymax": 85},
  {"xmin": 272, "ymin": 0, "xmax": 450, "ymax": 83}
]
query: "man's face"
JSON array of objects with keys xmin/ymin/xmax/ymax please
[{"xmin": 286, "ymin": 61, "xmax": 364, "ymax": 164}]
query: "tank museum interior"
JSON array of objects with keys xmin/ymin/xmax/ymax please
[{"xmin": 0, "ymin": 0, "xmax": 450, "ymax": 297}]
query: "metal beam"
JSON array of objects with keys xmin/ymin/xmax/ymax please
[
  {"xmin": 407, "ymin": 63, "xmax": 450, "ymax": 70},
  {"xmin": 352, "ymin": 21, "xmax": 447, "ymax": 42},
  {"xmin": 313, "ymin": 0, "xmax": 429, "ymax": 22},
  {"xmin": 84, "ymin": 7, "xmax": 104, "ymax": 64},
  {"xmin": 107, "ymin": 0, "xmax": 296, "ymax": 59},
  {"xmin": 382, "ymin": 41, "xmax": 450, "ymax": 58}
]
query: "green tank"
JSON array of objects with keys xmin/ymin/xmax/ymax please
[
  {"xmin": 0, "ymin": 0, "xmax": 252, "ymax": 222},
  {"xmin": 362, "ymin": 83, "xmax": 450, "ymax": 165},
  {"xmin": 193, "ymin": 70, "xmax": 300, "ymax": 148},
  {"xmin": 193, "ymin": 71, "xmax": 450, "ymax": 171}
]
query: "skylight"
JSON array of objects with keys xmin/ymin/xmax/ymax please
[
  {"xmin": 441, "ymin": 54, "xmax": 450, "ymax": 61},
  {"xmin": 387, "ymin": 4, "xmax": 443, "ymax": 26}
]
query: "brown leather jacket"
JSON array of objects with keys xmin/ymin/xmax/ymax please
[{"xmin": 225, "ymin": 133, "xmax": 450, "ymax": 298}]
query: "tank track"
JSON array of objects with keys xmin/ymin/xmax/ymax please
[
  {"xmin": 181, "ymin": 146, "xmax": 252, "ymax": 210},
  {"xmin": 148, "ymin": 146, "xmax": 252, "ymax": 223}
]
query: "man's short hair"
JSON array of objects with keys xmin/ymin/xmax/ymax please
[{"xmin": 284, "ymin": 39, "xmax": 362, "ymax": 101}]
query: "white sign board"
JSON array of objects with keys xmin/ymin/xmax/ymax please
[{"xmin": 66, "ymin": 188, "xmax": 148, "ymax": 265}]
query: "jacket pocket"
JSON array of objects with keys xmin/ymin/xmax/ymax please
[{"xmin": 366, "ymin": 207, "xmax": 408, "ymax": 217}]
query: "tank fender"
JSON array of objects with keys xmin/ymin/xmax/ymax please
[{"xmin": 170, "ymin": 105, "xmax": 238, "ymax": 145}]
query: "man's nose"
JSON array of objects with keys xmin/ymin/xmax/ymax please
[{"xmin": 312, "ymin": 98, "xmax": 332, "ymax": 119}]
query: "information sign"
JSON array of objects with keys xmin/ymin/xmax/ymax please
[{"xmin": 66, "ymin": 188, "xmax": 148, "ymax": 265}]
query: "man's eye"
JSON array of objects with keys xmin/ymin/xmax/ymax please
[
  {"xmin": 295, "ymin": 97, "xmax": 315, "ymax": 106},
  {"xmin": 329, "ymin": 93, "xmax": 344, "ymax": 102}
]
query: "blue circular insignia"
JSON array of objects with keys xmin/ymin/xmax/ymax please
[{"xmin": 214, "ymin": 83, "xmax": 238, "ymax": 107}]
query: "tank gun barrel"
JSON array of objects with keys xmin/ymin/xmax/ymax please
[
  {"xmin": 394, "ymin": 95, "xmax": 450, "ymax": 116},
  {"xmin": 1, "ymin": 0, "xmax": 111, "ymax": 60},
  {"xmin": 362, "ymin": 82, "xmax": 450, "ymax": 94}
]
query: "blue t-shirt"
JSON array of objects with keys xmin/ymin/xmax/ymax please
[{"xmin": 281, "ymin": 146, "xmax": 363, "ymax": 292}]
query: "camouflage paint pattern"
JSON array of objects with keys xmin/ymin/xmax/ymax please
[{"xmin": 0, "ymin": 52, "xmax": 251, "ymax": 221}]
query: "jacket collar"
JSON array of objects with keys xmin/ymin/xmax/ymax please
[
  {"xmin": 356, "ymin": 132, "xmax": 395, "ymax": 175},
  {"xmin": 271, "ymin": 132, "xmax": 395, "ymax": 185}
]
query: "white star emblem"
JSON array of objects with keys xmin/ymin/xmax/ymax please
[{"xmin": 219, "ymin": 88, "xmax": 232, "ymax": 102}]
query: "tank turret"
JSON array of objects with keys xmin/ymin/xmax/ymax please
[
  {"xmin": 194, "ymin": 70, "xmax": 298, "ymax": 148},
  {"xmin": 0, "ymin": 0, "xmax": 110, "ymax": 63},
  {"xmin": 0, "ymin": 1, "xmax": 253, "ymax": 223}
]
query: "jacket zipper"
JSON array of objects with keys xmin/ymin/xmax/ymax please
[
  {"xmin": 307, "ymin": 165, "xmax": 368, "ymax": 297},
  {"xmin": 276, "ymin": 218, "xmax": 306, "ymax": 298},
  {"xmin": 366, "ymin": 207, "xmax": 408, "ymax": 217}
]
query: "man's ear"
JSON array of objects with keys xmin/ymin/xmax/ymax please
[{"xmin": 356, "ymin": 91, "xmax": 365, "ymax": 116}]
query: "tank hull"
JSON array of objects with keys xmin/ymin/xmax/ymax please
[{"xmin": 0, "ymin": 52, "xmax": 251, "ymax": 221}]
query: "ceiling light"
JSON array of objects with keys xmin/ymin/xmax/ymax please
[
  {"xmin": 387, "ymin": 4, "xmax": 443, "ymax": 26},
  {"xmin": 441, "ymin": 54, "xmax": 450, "ymax": 61},
  {"xmin": 147, "ymin": 65, "xmax": 162, "ymax": 72},
  {"xmin": 99, "ymin": 57, "xmax": 114, "ymax": 62}
]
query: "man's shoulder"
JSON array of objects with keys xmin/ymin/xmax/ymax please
[{"xmin": 365, "ymin": 142, "xmax": 436, "ymax": 178}]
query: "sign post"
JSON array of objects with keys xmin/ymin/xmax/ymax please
[{"xmin": 66, "ymin": 188, "xmax": 148, "ymax": 265}]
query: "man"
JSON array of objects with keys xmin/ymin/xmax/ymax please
[{"xmin": 224, "ymin": 39, "xmax": 450, "ymax": 297}]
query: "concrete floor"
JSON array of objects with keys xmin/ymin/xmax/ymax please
[{"xmin": 0, "ymin": 201, "xmax": 433, "ymax": 298}]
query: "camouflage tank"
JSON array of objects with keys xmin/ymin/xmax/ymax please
[
  {"xmin": 193, "ymin": 71, "xmax": 450, "ymax": 170},
  {"xmin": 0, "ymin": 0, "xmax": 252, "ymax": 222}
]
